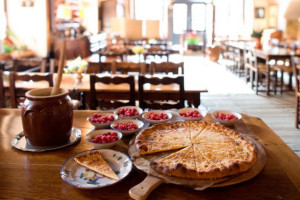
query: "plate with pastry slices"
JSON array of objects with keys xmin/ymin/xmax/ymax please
[{"xmin": 60, "ymin": 149, "xmax": 132, "ymax": 189}]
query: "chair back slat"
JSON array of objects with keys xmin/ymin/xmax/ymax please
[
  {"xmin": 138, "ymin": 75, "xmax": 185, "ymax": 110},
  {"xmin": 111, "ymin": 61, "xmax": 146, "ymax": 74},
  {"xmin": 150, "ymin": 62, "xmax": 184, "ymax": 75},
  {"xmin": 9, "ymin": 72, "xmax": 53, "ymax": 108},
  {"xmin": 12, "ymin": 57, "xmax": 47, "ymax": 72},
  {"xmin": 244, "ymin": 47, "xmax": 257, "ymax": 70},
  {"xmin": 89, "ymin": 74, "xmax": 135, "ymax": 109}
]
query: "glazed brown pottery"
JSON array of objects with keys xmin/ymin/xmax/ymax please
[{"xmin": 21, "ymin": 88, "xmax": 73, "ymax": 147}]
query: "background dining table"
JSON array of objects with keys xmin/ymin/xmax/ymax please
[
  {"xmin": 3, "ymin": 72, "xmax": 208, "ymax": 108},
  {"xmin": 254, "ymin": 47, "xmax": 300, "ymax": 95},
  {"xmin": 0, "ymin": 108, "xmax": 300, "ymax": 199}
]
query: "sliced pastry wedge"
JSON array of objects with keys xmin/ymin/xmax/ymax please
[
  {"xmin": 74, "ymin": 151, "xmax": 119, "ymax": 180},
  {"xmin": 150, "ymin": 145, "xmax": 198, "ymax": 178}
]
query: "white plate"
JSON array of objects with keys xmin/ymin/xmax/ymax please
[
  {"xmin": 87, "ymin": 113, "xmax": 118, "ymax": 129},
  {"xmin": 111, "ymin": 119, "xmax": 144, "ymax": 135},
  {"xmin": 114, "ymin": 106, "xmax": 143, "ymax": 119},
  {"xmin": 177, "ymin": 108, "xmax": 206, "ymax": 121},
  {"xmin": 60, "ymin": 149, "xmax": 132, "ymax": 189},
  {"xmin": 85, "ymin": 129, "xmax": 123, "ymax": 149},
  {"xmin": 211, "ymin": 110, "xmax": 242, "ymax": 126},
  {"xmin": 142, "ymin": 110, "xmax": 172, "ymax": 125}
]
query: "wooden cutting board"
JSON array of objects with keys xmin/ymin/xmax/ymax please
[{"xmin": 128, "ymin": 119, "xmax": 267, "ymax": 200}]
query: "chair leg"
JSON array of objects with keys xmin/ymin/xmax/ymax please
[
  {"xmin": 288, "ymin": 72, "xmax": 293, "ymax": 90},
  {"xmin": 296, "ymin": 97, "xmax": 300, "ymax": 129},
  {"xmin": 255, "ymin": 70, "xmax": 259, "ymax": 94},
  {"xmin": 280, "ymin": 70, "xmax": 284, "ymax": 94},
  {"xmin": 273, "ymin": 71, "xmax": 277, "ymax": 95},
  {"xmin": 245, "ymin": 68, "xmax": 249, "ymax": 84},
  {"xmin": 250, "ymin": 70, "xmax": 254, "ymax": 89}
]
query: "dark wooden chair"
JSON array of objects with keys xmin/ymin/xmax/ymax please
[
  {"xmin": 291, "ymin": 56, "xmax": 300, "ymax": 128},
  {"xmin": 0, "ymin": 70, "xmax": 5, "ymax": 108},
  {"xmin": 143, "ymin": 49, "xmax": 169, "ymax": 62},
  {"xmin": 89, "ymin": 74, "xmax": 136, "ymax": 109},
  {"xmin": 149, "ymin": 62, "xmax": 184, "ymax": 75},
  {"xmin": 12, "ymin": 57, "xmax": 47, "ymax": 72},
  {"xmin": 233, "ymin": 48, "xmax": 244, "ymax": 77},
  {"xmin": 54, "ymin": 36, "xmax": 91, "ymax": 60},
  {"xmin": 85, "ymin": 61, "xmax": 112, "ymax": 74},
  {"xmin": 98, "ymin": 49, "xmax": 126, "ymax": 63},
  {"xmin": 138, "ymin": 75, "xmax": 185, "ymax": 110},
  {"xmin": 9, "ymin": 72, "xmax": 54, "ymax": 108},
  {"xmin": 272, "ymin": 58, "xmax": 293, "ymax": 94},
  {"xmin": 244, "ymin": 47, "xmax": 277, "ymax": 94},
  {"xmin": 111, "ymin": 61, "xmax": 146, "ymax": 74},
  {"xmin": 222, "ymin": 45, "xmax": 235, "ymax": 72},
  {"xmin": 0, "ymin": 62, "xmax": 4, "ymax": 71}
]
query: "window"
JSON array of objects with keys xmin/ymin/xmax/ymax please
[
  {"xmin": 173, "ymin": 4, "xmax": 187, "ymax": 34},
  {"xmin": 134, "ymin": 0, "xmax": 169, "ymax": 38},
  {"xmin": 135, "ymin": 0, "xmax": 164, "ymax": 20},
  {"xmin": 192, "ymin": 4, "xmax": 206, "ymax": 31},
  {"xmin": 214, "ymin": 0, "xmax": 252, "ymax": 40}
]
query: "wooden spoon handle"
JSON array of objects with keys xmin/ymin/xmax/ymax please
[
  {"xmin": 51, "ymin": 39, "xmax": 66, "ymax": 96},
  {"xmin": 129, "ymin": 175, "xmax": 164, "ymax": 200}
]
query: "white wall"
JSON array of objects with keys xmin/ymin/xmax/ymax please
[
  {"xmin": 253, "ymin": 0, "xmax": 269, "ymax": 31},
  {"xmin": 0, "ymin": 0, "xmax": 5, "ymax": 39},
  {"xmin": 111, "ymin": 18, "xmax": 143, "ymax": 39},
  {"xmin": 6, "ymin": 0, "xmax": 48, "ymax": 57},
  {"xmin": 80, "ymin": 0, "xmax": 99, "ymax": 34}
]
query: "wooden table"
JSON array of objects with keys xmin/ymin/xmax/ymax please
[
  {"xmin": 0, "ymin": 108, "xmax": 300, "ymax": 199},
  {"xmin": 3, "ymin": 72, "xmax": 207, "ymax": 108},
  {"xmin": 254, "ymin": 47, "xmax": 300, "ymax": 95}
]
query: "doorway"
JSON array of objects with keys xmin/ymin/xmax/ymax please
[{"xmin": 169, "ymin": 0, "xmax": 213, "ymax": 50}]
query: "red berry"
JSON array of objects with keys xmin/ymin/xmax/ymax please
[
  {"xmin": 114, "ymin": 122, "xmax": 138, "ymax": 130},
  {"xmin": 118, "ymin": 107, "xmax": 139, "ymax": 117},
  {"xmin": 216, "ymin": 112, "xmax": 238, "ymax": 121},
  {"xmin": 90, "ymin": 131, "xmax": 119, "ymax": 144},
  {"xmin": 147, "ymin": 113, "xmax": 168, "ymax": 120},
  {"xmin": 111, "ymin": 132, "xmax": 117, "ymax": 137}
]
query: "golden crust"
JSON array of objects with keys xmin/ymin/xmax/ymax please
[
  {"xmin": 189, "ymin": 121, "xmax": 208, "ymax": 140},
  {"xmin": 150, "ymin": 145, "xmax": 198, "ymax": 179},
  {"xmin": 136, "ymin": 122, "xmax": 191, "ymax": 154},
  {"xmin": 193, "ymin": 143, "xmax": 257, "ymax": 179},
  {"xmin": 74, "ymin": 151, "xmax": 119, "ymax": 180},
  {"xmin": 135, "ymin": 121, "xmax": 257, "ymax": 179}
]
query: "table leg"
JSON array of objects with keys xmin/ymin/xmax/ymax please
[
  {"xmin": 185, "ymin": 93, "xmax": 200, "ymax": 108},
  {"xmin": 266, "ymin": 59, "xmax": 270, "ymax": 95}
]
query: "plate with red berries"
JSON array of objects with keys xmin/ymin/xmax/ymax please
[
  {"xmin": 142, "ymin": 110, "xmax": 172, "ymax": 125},
  {"xmin": 114, "ymin": 106, "xmax": 143, "ymax": 119},
  {"xmin": 211, "ymin": 110, "xmax": 242, "ymax": 126},
  {"xmin": 111, "ymin": 119, "xmax": 144, "ymax": 135},
  {"xmin": 178, "ymin": 108, "xmax": 206, "ymax": 121},
  {"xmin": 85, "ymin": 129, "xmax": 122, "ymax": 149},
  {"xmin": 87, "ymin": 112, "xmax": 118, "ymax": 129}
]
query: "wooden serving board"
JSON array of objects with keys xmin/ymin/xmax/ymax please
[{"xmin": 128, "ymin": 118, "xmax": 267, "ymax": 200}]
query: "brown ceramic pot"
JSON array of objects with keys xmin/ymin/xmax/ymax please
[{"xmin": 21, "ymin": 88, "xmax": 73, "ymax": 147}]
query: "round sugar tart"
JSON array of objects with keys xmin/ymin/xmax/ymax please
[{"xmin": 134, "ymin": 121, "xmax": 258, "ymax": 180}]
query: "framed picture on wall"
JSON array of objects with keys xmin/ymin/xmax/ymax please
[{"xmin": 255, "ymin": 7, "xmax": 265, "ymax": 19}]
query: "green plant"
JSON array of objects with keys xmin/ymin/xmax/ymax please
[{"xmin": 251, "ymin": 30, "xmax": 263, "ymax": 38}]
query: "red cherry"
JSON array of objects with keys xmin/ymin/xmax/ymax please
[{"xmin": 111, "ymin": 132, "xmax": 118, "ymax": 137}]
